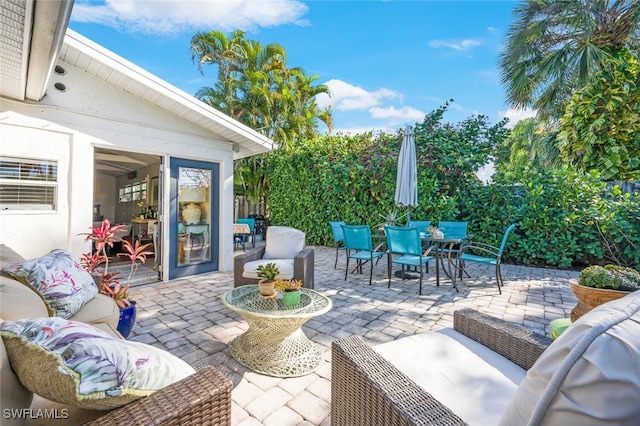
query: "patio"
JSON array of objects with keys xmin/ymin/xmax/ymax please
[{"xmin": 127, "ymin": 244, "xmax": 579, "ymax": 426}]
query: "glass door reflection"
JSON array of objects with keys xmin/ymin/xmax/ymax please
[{"xmin": 177, "ymin": 167, "xmax": 211, "ymax": 265}]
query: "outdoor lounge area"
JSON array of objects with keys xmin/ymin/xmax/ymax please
[{"xmin": 120, "ymin": 243, "xmax": 580, "ymax": 425}]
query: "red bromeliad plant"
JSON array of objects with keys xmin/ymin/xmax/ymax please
[{"xmin": 79, "ymin": 219, "xmax": 153, "ymax": 309}]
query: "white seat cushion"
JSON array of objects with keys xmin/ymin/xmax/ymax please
[
  {"xmin": 499, "ymin": 290, "xmax": 640, "ymax": 425},
  {"xmin": 374, "ymin": 328, "xmax": 526, "ymax": 426},
  {"xmin": 263, "ymin": 226, "xmax": 305, "ymax": 259},
  {"xmin": 242, "ymin": 259, "xmax": 295, "ymax": 280}
]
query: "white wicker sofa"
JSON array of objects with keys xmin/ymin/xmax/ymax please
[{"xmin": 0, "ymin": 244, "xmax": 231, "ymax": 426}]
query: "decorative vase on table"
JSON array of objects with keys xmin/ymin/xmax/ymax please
[
  {"xmin": 282, "ymin": 290, "xmax": 301, "ymax": 306},
  {"xmin": 117, "ymin": 301, "xmax": 137, "ymax": 338}
]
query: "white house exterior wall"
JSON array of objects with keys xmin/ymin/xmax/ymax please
[{"xmin": 0, "ymin": 57, "xmax": 236, "ymax": 273}]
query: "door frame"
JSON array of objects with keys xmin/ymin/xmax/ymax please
[{"xmin": 168, "ymin": 157, "xmax": 220, "ymax": 279}]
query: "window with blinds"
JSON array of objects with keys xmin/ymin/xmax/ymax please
[{"xmin": 0, "ymin": 157, "xmax": 58, "ymax": 210}]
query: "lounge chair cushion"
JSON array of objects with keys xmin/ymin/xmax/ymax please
[
  {"xmin": 500, "ymin": 290, "xmax": 640, "ymax": 425},
  {"xmin": 1, "ymin": 249, "xmax": 98, "ymax": 318},
  {"xmin": 373, "ymin": 328, "xmax": 526, "ymax": 425},
  {"xmin": 1, "ymin": 317, "xmax": 195, "ymax": 410},
  {"xmin": 242, "ymin": 259, "xmax": 295, "ymax": 280},
  {"xmin": 262, "ymin": 226, "xmax": 305, "ymax": 260}
]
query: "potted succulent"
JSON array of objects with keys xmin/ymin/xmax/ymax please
[
  {"xmin": 274, "ymin": 279, "xmax": 303, "ymax": 306},
  {"xmin": 79, "ymin": 219, "xmax": 154, "ymax": 337},
  {"xmin": 570, "ymin": 265, "xmax": 640, "ymax": 321},
  {"xmin": 256, "ymin": 262, "xmax": 279, "ymax": 299}
]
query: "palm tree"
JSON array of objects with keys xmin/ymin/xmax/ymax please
[
  {"xmin": 190, "ymin": 30, "xmax": 331, "ymax": 148},
  {"xmin": 500, "ymin": 0, "xmax": 640, "ymax": 119},
  {"xmin": 503, "ymin": 118, "xmax": 562, "ymax": 169}
]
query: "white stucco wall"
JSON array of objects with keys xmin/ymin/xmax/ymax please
[{"xmin": 0, "ymin": 57, "xmax": 237, "ymax": 273}]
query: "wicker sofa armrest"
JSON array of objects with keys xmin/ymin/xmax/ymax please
[
  {"xmin": 453, "ymin": 308, "xmax": 553, "ymax": 370},
  {"xmin": 88, "ymin": 366, "xmax": 232, "ymax": 425},
  {"xmin": 233, "ymin": 246, "xmax": 266, "ymax": 288},
  {"xmin": 331, "ymin": 335, "xmax": 466, "ymax": 426},
  {"xmin": 294, "ymin": 247, "xmax": 314, "ymax": 289}
]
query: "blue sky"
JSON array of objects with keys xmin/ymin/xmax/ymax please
[{"xmin": 69, "ymin": 0, "xmax": 536, "ymax": 135}]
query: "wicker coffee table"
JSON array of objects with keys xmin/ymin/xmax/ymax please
[{"xmin": 222, "ymin": 285, "xmax": 332, "ymax": 377}]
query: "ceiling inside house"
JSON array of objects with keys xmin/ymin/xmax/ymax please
[
  {"xmin": 0, "ymin": 0, "xmax": 73, "ymax": 101},
  {"xmin": 94, "ymin": 148, "xmax": 159, "ymax": 178}
]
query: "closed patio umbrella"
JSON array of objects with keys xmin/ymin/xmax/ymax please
[{"xmin": 394, "ymin": 125, "xmax": 418, "ymax": 223}]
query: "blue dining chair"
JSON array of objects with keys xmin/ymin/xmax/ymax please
[
  {"xmin": 407, "ymin": 220, "xmax": 431, "ymax": 233},
  {"xmin": 385, "ymin": 226, "xmax": 436, "ymax": 295},
  {"xmin": 329, "ymin": 221, "xmax": 347, "ymax": 269},
  {"xmin": 341, "ymin": 225, "xmax": 384, "ymax": 286},
  {"xmin": 438, "ymin": 221, "xmax": 468, "ymax": 239},
  {"xmin": 457, "ymin": 224, "xmax": 517, "ymax": 294},
  {"xmin": 438, "ymin": 221, "xmax": 469, "ymax": 264},
  {"xmin": 234, "ymin": 218, "xmax": 256, "ymax": 250}
]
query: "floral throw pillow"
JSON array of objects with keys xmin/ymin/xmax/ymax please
[
  {"xmin": 0, "ymin": 317, "xmax": 195, "ymax": 410},
  {"xmin": 1, "ymin": 249, "xmax": 98, "ymax": 318}
]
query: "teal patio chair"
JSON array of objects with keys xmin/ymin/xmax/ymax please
[
  {"xmin": 385, "ymin": 226, "xmax": 436, "ymax": 295},
  {"xmin": 329, "ymin": 221, "xmax": 347, "ymax": 269},
  {"xmin": 436, "ymin": 221, "xmax": 470, "ymax": 277},
  {"xmin": 407, "ymin": 220, "xmax": 431, "ymax": 233},
  {"xmin": 457, "ymin": 224, "xmax": 516, "ymax": 294},
  {"xmin": 438, "ymin": 221, "xmax": 468, "ymax": 239},
  {"xmin": 235, "ymin": 218, "xmax": 256, "ymax": 250},
  {"xmin": 341, "ymin": 225, "xmax": 384, "ymax": 286}
]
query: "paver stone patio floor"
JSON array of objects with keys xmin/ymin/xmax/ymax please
[{"xmin": 128, "ymin": 244, "xmax": 579, "ymax": 426}]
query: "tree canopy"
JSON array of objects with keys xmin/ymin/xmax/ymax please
[{"xmin": 190, "ymin": 30, "xmax": 332, "ymax": 149}]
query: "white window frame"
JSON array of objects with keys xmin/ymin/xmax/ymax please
[
  {"xmin": 0, "ymin": 156, "xmax": 58, "ymax": 211},
  {"xmin": 119, "ymin": 180, "xmax": 147, "ymax": 203}
]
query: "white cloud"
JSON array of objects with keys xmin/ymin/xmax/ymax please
[
  {"xmin": 428, "ymin": 38, "xmax": 482, "ymax": 51},
  {"xmin": 498, "ymin": 107, "xmax": 538, "ymax": 128},
  {"xmin": 71, "ymin": 0, "xmax": 309, "ymax": 34},
  {"xmin": 369, "ymin": 106, "xmax": 424, "ymax": 122},
  {"xmin": 316, "ymin": 79, "xmax": 401, "ymax": 111}
]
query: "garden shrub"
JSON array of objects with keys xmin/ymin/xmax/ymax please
[{"xmin": 265, "ymin": 105, "xmax": 639, "ymax": 270}]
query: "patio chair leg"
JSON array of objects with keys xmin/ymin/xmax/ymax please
[
  {"xmin": 369, "ymin": 259, "xmax": 374, "ymax": 286},
  {"xmin": 387, "ymin": 253, "xmax": 392, "ymax": 288},
  {"xmin": 334, "ymin": 247, "xmax": 339, "ymax": 269},
  {"xmin": 419, "ymin": 265, "xmax": 423, "ymax": 295},
  {"xmin": 344, "ymin": 257, "xmax": 349, "ymax": 281},
  {"xmin": 496, "ymin": 264, "xmax": 502, "ymax": 294}
]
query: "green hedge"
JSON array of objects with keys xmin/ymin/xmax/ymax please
[{"xmin": 264, "ymin": 114, "xmax": 639, "ymax": 270}]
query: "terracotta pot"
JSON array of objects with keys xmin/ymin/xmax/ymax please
[
  {"xmin": 569, "ymin": 279, "xmax": 629, "ymax": 321},
  {"xmin": 258, "ymin": 281, "xmax": 276, "ymax": 298}
]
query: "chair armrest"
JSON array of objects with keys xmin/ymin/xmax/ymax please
[
  {"xmin": 453, "ymin": 308, "xmax": 552, "ymax": 370},
  {"xmin": 331, "ymin": 335, "xmax": 465, "ymax": 426},
  {"xmin": 458, "ymin": 244, "xmax": 499, "ymax": 258},
  {"xmin": 88, "ymin": 366, "xmax": 232, "ymax": 425},
  {"xmin": 234, "ymin": 247, "xmax": 266, "ymax": 287},
  {"xmin": 294, "ymin": 247, "xmax": 314, "ymax": 289}
]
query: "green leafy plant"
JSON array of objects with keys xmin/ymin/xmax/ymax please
[
  {"xmin": 578, "ymin": 265, "xmax": 640, "ymax": 292},
  {"xmin": 256, "ymin": 262, "xmax": 279, "ymax": 282}
]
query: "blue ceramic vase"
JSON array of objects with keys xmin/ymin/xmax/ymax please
[{"xmin": 117, "ymin": 300, "xmax": 137, "ymax": 338}]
